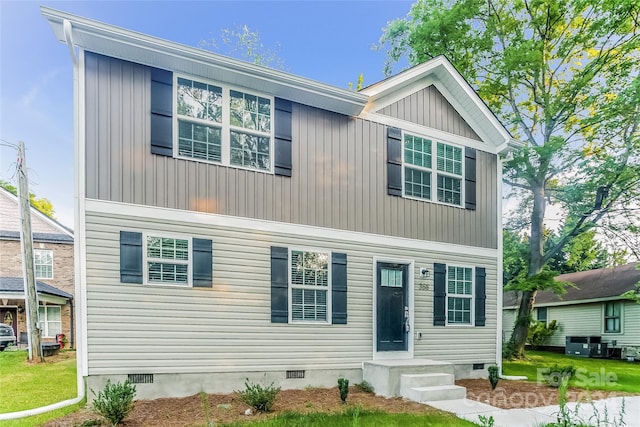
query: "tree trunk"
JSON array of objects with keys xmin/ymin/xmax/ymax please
[{"xmin": 509, "ymin": 181, "xmax": 546, "ymax": 357}]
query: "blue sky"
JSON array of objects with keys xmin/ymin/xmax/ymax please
[{"xmin": 0, "ymin": 0, "xmax": 413, "ymax": 228}]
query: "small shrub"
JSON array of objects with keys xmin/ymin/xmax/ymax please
[
  {"xmin": 487, "ymin": 365, "xmax": 499, "ymax": 390},
  {"xmin": 235, "ymin": 377, "xmax": 281, "ymax": 412},
  {"xmin": 91, "ymin": 379, "xmax": 136, "ymax": 426},
  {"xmin": 337, "ymin": 378, "xmax": 349, "ymax": 403},
  {"xmin": 527, "ymin": 320, "xmax": 559, "ymax": 349},
  {"xmin": 502, "ymin": 339, "xmax": 518, "ymax": 360},
  {"xmin": 478, "ymin": 414, "xmax": 495, "ymax": 427},
  {"xmin": 356, "ymin": 380, "xmax": 374, "ymax": 394},
  {"xmin": 544, "ymin": 364, "xmax": 576, "ymax": 388}
]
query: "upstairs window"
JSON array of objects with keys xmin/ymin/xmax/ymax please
[
  {"xmin": 175, "ymin": 76, "xmax": 273, "ymax": 172},
  {"xmin": 34, "ymin": 249, "xmax": 53, "ymax": 279},
  {"xmin": 403, "ymin": 132, "xmax": 464, "ymax": 206},
  {"xmin": 290, "ymin": 250, "xmax": 330, "ymax": 322},
  {"xmin": 145, "ymin": 236, "xmax": 190, "ymax": 286}
]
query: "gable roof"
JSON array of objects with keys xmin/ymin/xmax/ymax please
[
  {"xmin": 0, "ymin": 188, "xmax": 73, "ymax": 241},
  {"xmin": 504, "ymin": 263, "xmax": 640, "ymax": 308},
  {"xmin": 42, "ymin": 7, "xmax": 521, "ymax": 156},
  {"xmin": 0, "ymin": 277, "xmax": 73, "ymax": 299}
]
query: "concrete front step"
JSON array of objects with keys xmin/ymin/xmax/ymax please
[
  {"xmin": 362, "ymin": 359, "xmax": 455, "ymax": 397},
  {"xmin": 401, "ymin": 373, "xmax": 455, "ymax": 389},
  {"xmin": 403, "ymin": 384, "xmax": 467, "ymax": 402}
]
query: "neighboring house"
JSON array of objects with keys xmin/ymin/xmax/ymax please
[
  {"xmin": 44, "ymin": 8, "xmax": 520, "ymax": 400},
  {"xmin": 0, "ymin": 188, "xmax": 75, "ymax": 348},
  {"xmin": 503, "ymin": 263, "xmax": 640, "ymax": 357}
]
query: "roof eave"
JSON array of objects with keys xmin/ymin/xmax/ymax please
[{"xmin": 42, "ymin": 6, "xmax": 368, "ymax": 117}]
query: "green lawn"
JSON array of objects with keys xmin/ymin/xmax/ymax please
[
  {"xmin": 0, "ymin": 349, "xmax": 80, "ymax": 427},
  {"xmin": 220, "ymin": 409, "xmax": 478, "ymax": 426},
  {"xmin": 503, "ymin": 350, "xmax": 640, "ymax": 393}
]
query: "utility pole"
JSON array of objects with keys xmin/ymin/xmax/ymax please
[{"xmin": 17, "ymin": 141, "xmax": 44, "ymax": 362}]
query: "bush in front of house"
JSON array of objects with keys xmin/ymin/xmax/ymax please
[
  {"xmin": 236, "ymin": 377, "xmax": 281, "ymax": 412},
  {"xmin": 488, "ymin": 365, "xmax": 500, "ymax": 390},
  {"xmin": 338, "ymin": 378, "xmax": 349, "ymax": 403},
  {"xmin": 91, "ymin": 379, "xmax": 136, "ymax": 426}
]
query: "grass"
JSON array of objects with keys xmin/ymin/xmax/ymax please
[
  {"xmin": 503, "ymin": 350, "xmax": 640, "ymax": 393},
  {"xmin": 220, "ymin": 408, "xmax": 478, "ymax": 426},
  {"xmin": 0, "ymin": 349, "xmax": 79, "ymax": 427}
]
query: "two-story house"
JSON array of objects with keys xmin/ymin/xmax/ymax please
[
  {"xmin": 44, "ymin": 7, "xmax": 520, "ymax": 400},
  {"xmin": 0, "ymin": 187, "xmax": 75, "ymax": 348}
]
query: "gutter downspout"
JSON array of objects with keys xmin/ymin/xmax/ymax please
[
  {"xmin": 0, "ymin": 19, "xmax": 85, "ymax": 421},
  {"xmin": 69, "ymin": 297, "xmax": 74, "ymax": 349}
]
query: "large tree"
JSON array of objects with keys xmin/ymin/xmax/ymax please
[
  {"xmin": 378, "ymin": 0, "xmax": 640, "ymax": 357},
  {"xmin": 0, "ymin": 179, "xmax": 56, "ymax": 219}
]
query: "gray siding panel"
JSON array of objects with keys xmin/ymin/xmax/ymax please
[
  {"xmin": 379, "ymin": 86, "xmax": 481, "ymax": 141},
  {"xmin": 84, "ymin": 54, "xmax": 497, "ymax": 249},
  {"xmin": 84, "ymin": 208, "xmax": 498, "ymax": 374}
]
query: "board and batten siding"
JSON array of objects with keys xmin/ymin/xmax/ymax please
[
  {"xmin": 84, "ymin": 207, "xmax": 498, "ymax": 375},
  {"xmin": 84, "ymin": 53, "xmax": 498, "ymax": 249},
  {"xmin": 377, "ymin": 85, "xmax": 482, "ymax": 141}
]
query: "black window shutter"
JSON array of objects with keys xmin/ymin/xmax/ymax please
[
  {"xmin": 331, "ymin": 253, "xmax": 348, "ymax": 325},
  {"xmin": 274, "ymin": 98, "xmax": 292, "ymax": 177},
  {"xmin": 192, "ymin": 238, "xmax": 213, "ymax": 288},
  {"xmin": 433, "ymin": 263, "xmax": 446, "ymax": 326},
  {"xmin": 150, "ymin": 67, "xmax": 173, "ymax": 157},
  {"xmin": 475, "ymin": 267, "xmax": 486, "ymax": 326},
  {"xmin": 465, "ymin": 147, "xmax": 477, "ymax": 210},
  {"xmin": 120, "ymin": 231, "xmax": 143, "ymax": 284},
  {"xmin": 387, "ymin": 127, "xmax": 403, "ymax": 196},
  {"xmin": 271, "ymin": 246, "xmax": 289, "ymax": 323}
]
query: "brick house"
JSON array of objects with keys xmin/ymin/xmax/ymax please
[{"xmin": 0, "ymin": 187, "xmax": 75, "ymax": 348}]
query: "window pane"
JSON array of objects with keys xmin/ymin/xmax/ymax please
[
  {"xmin": 47, "ymin": 307, "xmax": 61, "ymax": 321},
  {"xmin": 404, "ymin": 134, "xmax": 432, "ymax": 168},
  {"xmin": 448, "ymin": 296, "xmax": 471, "ymax": 324},
  {"xmin": 230, "ymin": 131, "xmax": 271, "ymax": 171},
  {"xmin": 177, "ymin": 78, "xmax": 222, "ymax": 123},
  {"xmin": 405, "ymin": 167, "xmax": 431, "ymax": 200},
  {"xmin": 436, "ymin": 143, "xmax": 462, "ymax": 175},
  {"xmin": 381, "ymin": 268, "xmax": 403, "ymax": 287},
  {"xmin": 178, "ymin": 120, "xmax": 222, "ymax": 162},
  {"xmin": 437, "ymin": 174, "xmax": 462, "ymax": 205},
  {"xmin": 230, "ymin": 90, "xmax": 271, "ymax": 132}
]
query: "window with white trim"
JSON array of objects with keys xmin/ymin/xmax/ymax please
[
  {"xmin": 290, "ymin": 250, "xmax": 330, "ymax": 322},
  {"xmin": 604, "ymin": 302, "xmax": 621, "ymax": 333},
  {"xmin": 145, "ymin": 236, "xmax": 190, "ymax": 286},
  {"xmin": 537, "ymin": 307, "xmax": 548, "ymax": 326},
  {"xmin": 403, "ymin": 133, "xmax": 464, "ymax": 206},
  {"xmin": 38, "ymin": 305, "xmax": 61, "ymax": 337},
  {"xmin": 446, "ymin": 266, "xmax": 473, "ymax": 324},
  {"xmin": 34, "ymin": 249, "xmax": 53, "ymax": 279},
  {"xmin": 176, "ymin": 76, "xmax": 273, "ymax": 172}
]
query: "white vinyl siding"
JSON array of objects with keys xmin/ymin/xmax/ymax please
[
  {"xmin": 34, "ymin": 249, "xmax": 53, "ymax": 279},
  {"xmin": 84, "ymin": 205, "xmax": 498, "ymax": 375},
  {"xmin": 38, "ymin": 305, "xmax": 61, "ymax": 337},
  {"xmin": 175, "ymin": 75, "xmax": 273, "ymax": 172}
]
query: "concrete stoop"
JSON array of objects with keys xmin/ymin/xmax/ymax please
[{"xmin": 362, "ymin": 359, "xmax": 466, "ymax": 402}]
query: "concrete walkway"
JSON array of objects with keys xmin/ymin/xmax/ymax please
[{"xmin": 428, "ymin": 396, "xmax": 640, "ymax": 427}]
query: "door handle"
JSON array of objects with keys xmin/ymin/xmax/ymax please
[{"xmin": 404, "ymin": 306, "xmax": 410, "ymax": 332}]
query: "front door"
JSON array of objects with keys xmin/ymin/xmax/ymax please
[
  {"xmin": 376, "ymin": 262, "xmax": 409, "ymax": 352},
  {"xmin": 1, "ymin": 308, "xmax": 17, "ymax": 337}
]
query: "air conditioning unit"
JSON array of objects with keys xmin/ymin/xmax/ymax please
[{"xmin": 565, "ymin": 336, "xmax": 603, "ymax": 357}]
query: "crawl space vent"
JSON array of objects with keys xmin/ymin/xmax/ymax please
[
  {"xmin": 128, "ymin": 373, "xmax": 154, "ymax": 384},
  {"xmin": 472, "ymin": 363, "xmax": 485, "ymax": 370},
  {"xmin": 286, "ymin": 370, "xmax": 305, "ymax": 379}
]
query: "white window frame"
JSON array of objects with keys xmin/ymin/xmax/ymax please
[
  {"xmin": 173, "ymin": 73, "xmax": 275, "ymax": 174},
  {"xmin": 143, "ymin": 233, "xmax": 192, "ymax": 287},
  {"xmin": 288, "ymin": 247, "xmax": 332, "ymax": 324},
  {"xmin": 445, "ymin": 265, "xmax": 475, "ymax": 326},
  {"xmin": 34, "ymin": 249, "xmax": 54, "ymax": 279},
  {"xmin": 38, "ymin": 305, "xmax": 61, "ymax": 338},
  {"xmin": 603, "ymin": 302, "xmax": 622, "ymax": 334},
  {"xmin": 402, "ymin": 131, "xmax": 465, "ymax": 207}
]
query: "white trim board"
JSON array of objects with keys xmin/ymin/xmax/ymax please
[{"xmin": 85, "ymin": 198, "xmax": 499, "ymax": 259}]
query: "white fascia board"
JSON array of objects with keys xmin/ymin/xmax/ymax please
[
  {"xmin": 39, "ymin": 294, "xmax": 70, "ymax": 305},
  {"xmin": 85, "ymin": 198, "xmax": 499, "ymax": 259},
  {"xmin": 0, "ymin": 292, "xmax": 24, "ymax": 300},
  {"xmin": 41, "ymin": 7, "xmax": 368, "ymax": 117},
  {"xmin": 0, "ymin": 188, "xmax": 74, "ymax": 238},
  {"xmin": 361, "ymin": 56, "xmax": 523, "ymax": 154}
]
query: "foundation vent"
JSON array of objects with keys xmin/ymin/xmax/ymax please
[
  {"xmin": 128, "ymin": 373, "xmax": 154, "ymax": 384},
  {"xmin": 286, "ymin": 370, "xmax": 305, "ymax": 379},
  {"xmin": 472, "ymin": 363, "xmax": 485, "ymax": 370}
]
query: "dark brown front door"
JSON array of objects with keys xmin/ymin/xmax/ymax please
[{"xmin": 1, "ymin": 308, "xmax": 18, "ymax": 336}]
